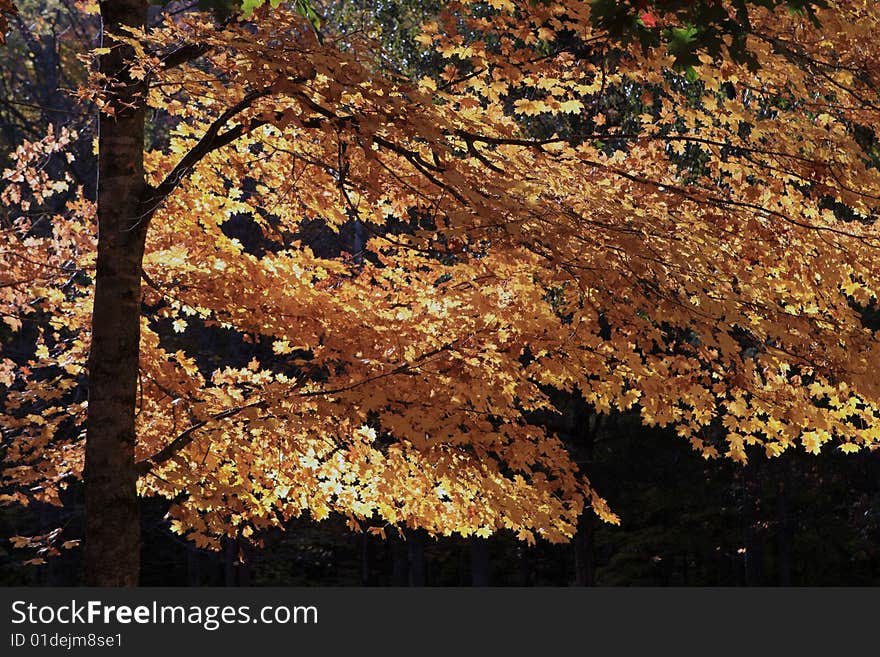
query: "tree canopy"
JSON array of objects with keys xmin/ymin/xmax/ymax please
[{"xmin": 2, "ymin": 0, "xmax": 880, "ymax": 579}]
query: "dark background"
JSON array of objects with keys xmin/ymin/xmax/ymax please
[{"xmin": 4, "ymin": 411, "xmax": 879, "ymax": 586}]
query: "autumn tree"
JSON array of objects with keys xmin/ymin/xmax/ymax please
[{"xmin": 3, "ymin": 0, "xmax": 880, "ymax": 586}]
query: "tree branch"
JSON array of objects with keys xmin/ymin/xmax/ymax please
[
  {"xmin": 138, "ymin": 87, "xmax": 273, "ymax": 223},
  {"xmin": 159, "ymin": 42, "xmax": 211, "ymax": 70},
  {"xmin": 136, "ymin": 400, "xmax": 263, "ymax": 476}
]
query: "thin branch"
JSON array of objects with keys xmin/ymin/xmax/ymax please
[
  {"xmin": 136, "ymin": 400, "xmax": 263, "ymax": 476},
  {"xmin": 159, "ymin": 42, "xmax": 211, "ymax": 70},
  {"xmin": 138, "ymin": 87, "xmax": 273, "ymax": 223}
]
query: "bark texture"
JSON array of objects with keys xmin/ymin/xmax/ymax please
[{"xmin": 83, "ymin": 0, "xmax": 148, "ymax": 587}]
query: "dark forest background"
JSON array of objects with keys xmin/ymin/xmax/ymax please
[
  {"xmin": 4, "ymin": 409, "xmax": 880, "ymax": 586},
  {"xmin": 2, "ymin": 0, "xmax": 880, "ymax": 586}
]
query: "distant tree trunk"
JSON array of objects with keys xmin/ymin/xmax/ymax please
[
  {"xmin": 352, "ymin": 217, "xmax": 365, "ymax": 264},
  {"xmin": 238, "ymin": 538, "xmax": 252, "ymax": 586},
  {"xmin": 470, "ymin": 537, "xmax": 490, "ymax": 586},
  {"xmin": 407, "ymin": 529, "xmax": 426, "ymax": 586},
  {"xmin": 574, "ymin": 512, "xmax": 596, "ymax": 586},
  {"xmin": 187, "ymin": 545, "xmax": 201, "ymax": 586},
  {"xmin": 39, "ymin": 504, "xmax": 61, "ymax": 585},
  {"xmin": 776, "ymin": 457, "xmax": 793, "ymax": 586},
  {"xmin": 742, "ymin": 462, "xmax": 765, "ymax": 586},
  {"xmin": 390, "ymin": 533, "xmax": 409, "ymax": 585},
  {"xmin": 360, "ymin": 533, "xmax": 376, "ymax": 585},
  {"xmin": 83, "ymin": 0, "xmax": 148, "ymax": 586},
  {"xmin": 574, "ymin": 409, "xmax": 599, "ymax": 586},
  {"xmin": 517, "ymin": 545, "xmax": 533, "ymax": 586},
  {"xmin": 224, "ymin": 537, "xmax": 236, "ymax": 586}
]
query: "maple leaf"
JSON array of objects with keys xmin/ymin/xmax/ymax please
[{"xmin": 558, "ymin": 99, "xmax": 584, "ymax": 114}]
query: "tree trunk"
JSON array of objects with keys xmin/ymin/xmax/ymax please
[
  {"xmin": 573, "ymin": 512, "xmax": 596, "ymax": 586},
  {"xmin": 390, "ymin": 533, "xmax": 409, "ymax": 585},
  {"xmin": 742, "ymin": 462, "xmax": 764, "ymax": 586},
  {"xmin": 470, "ymin": 537, "xmax": 490, "ymax": 586},
  {"xmin": 187, "ymin": 544, "xmax": 201, "ymax": 586},
  {"xmin": 238, "ymin": 538, "xmax": 252, "ymax": 586},
  {"xmin": 83, "ymin": 0, "xmax": 148, "ymax": 586},
  {"xmin": 573, "ymin": 408, "xmax": 598, "ymax": 586},
  {"xmin": 360, "ymin": 533, "xmax": 376, "ymax": 586},
  {"xmin": 407, "ymin": 529, "xmax": 426, "ymax": 586},
  {"xmin": 776, "ymin": 456, "xmax": 793, "ymax": 586},
  {"xmin": 224, "ymin": 538, "xmax": 236, "ymax": 586}
]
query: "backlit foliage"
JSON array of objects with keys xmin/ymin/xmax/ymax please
[{"xmin": 3, "ymin": 0, "xmax": 880, "ymax": 548}]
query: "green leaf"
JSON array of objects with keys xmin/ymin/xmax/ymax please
[
  {"xmin": 295, "ymin": 0, "xmax": 323, "ymax": 42},
  {"xmin": 241, "ymin": 0, "xmax": 322, "ymax": 42}
]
